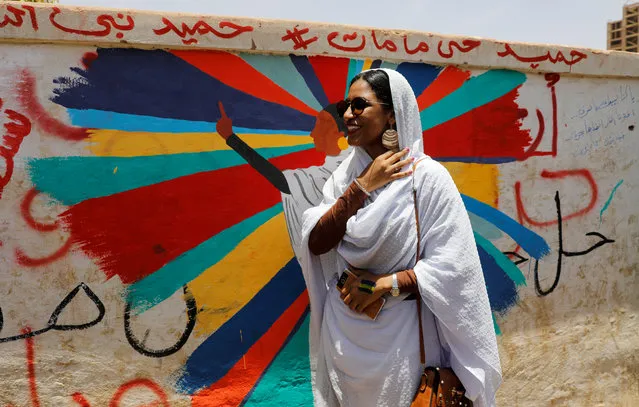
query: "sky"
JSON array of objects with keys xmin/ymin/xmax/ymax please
[{"xmin": 58, "ymin": 0, "xmax": 632, "ymax": 51}]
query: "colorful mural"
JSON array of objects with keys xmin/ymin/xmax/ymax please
[{"xmin": 1, "ymin": 6, "xmax": 637, "ymax": 407}]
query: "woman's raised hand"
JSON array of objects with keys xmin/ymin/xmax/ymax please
[
  {"xmin": 216, "ymin": 101, "xmax": 234, "ymax": 140},
  {"xmin": 356, "ymin": 148, "xmax": 414, "ymax": 193}
]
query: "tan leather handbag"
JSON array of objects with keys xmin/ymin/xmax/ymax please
[{"xmin": 410, "ymin": 161, "xmax": 473, "ymax": 407}]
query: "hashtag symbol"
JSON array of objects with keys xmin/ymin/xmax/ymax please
[{"xmin": 282, "ymin": 26, "xmax": 319, "ymax": 50}]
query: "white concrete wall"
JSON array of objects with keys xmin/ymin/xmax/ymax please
[{"xmin": 0, "ymin": 3, "xmax": 637, "ymax": 406}]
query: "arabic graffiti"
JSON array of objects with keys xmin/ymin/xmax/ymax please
[
  {"xmin": 532, "ymin": 192, "xmax": 615, "ymax": 296},
  {"xmin": 0, "ymin": 4, "xmax": 38, "ymax": 31},
  {"xmin": 403, "ymin": 36, "xmax": 429, "ymax": 55},
  {"xmin": 437, "ymin": 39, "xmax": 482, "ymax": 59},
  {"xmin": 497, "ymin": 43, "xmax": 588, "ymax": 69},
  {"xmin": 0, "ymin": 283, "xmax": 105, "ymax": 343},
  {"xmin": 515, "ymin": 169, "xmax": 598, "ymax": 228},
  {"xmin": 371, "ymin": 30, "xmax": 398, "ymax": 52},
  {"xmin": 123, "ymin": 285, "xmax": 197, "ymax": 358},
  {"xmin": 15, "ymin": 188, "xmax": 73, "ymax": 267},
  {"xmin": 153, "ymin": 17, "xmax": 254, "ymax": 45},
  {"xmin": 0, "ymin": 99, "xmax": 32, "ymax": 200},
  {"xmin": 522, "ymin": 73, "xmax": 560, "ymax": 159},
  {"xmin": 327, "ymin": 31, "xmax": 366, "ymax": 52},
  {"xmin": 281, "ymin": 26, "xmax": 318, "ymax": 50},
  {"xmin": 49, "ymin": 7, "xmax": 134, "ymax": 39}
]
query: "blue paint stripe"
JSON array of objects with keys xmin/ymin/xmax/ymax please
[
  {"xmin": 67, "ymin": 109, "xmax": 310, "ymax": 135},
  {"xmin": 599, "ymin": 180, "xmax": 624, "ymax": 223},
  {"xmin": 28, "ymin": 145, "xmax": 313, "ymax": 206},
  {"xmin": 396, "ymin": 62, "xmax": 442, "ymax": 97},
  {"xmin": 289, "ymin": 55, "xmax": 329, "ymax": 107},
  {"xmin": 469, "ymin": 212, "xmax": 503, "ymax": 240},
  {"xmin": 477, "ymin": 245, "xmax": 518, "ymax": 313},
  {"xmin": 420, "ymin": 70, "xmax": 526, "ymax": 131},
  {"xmin": 370, "ymin": 59, "xmax": 383, "ymax": 70},
  {"xmin": 462, "ymin": 194, "xmax": 550, "ymax": 259},
  {"xmin": 53, "ymin": 48, "xmax": 316, "ymax": 131},
  {"xmin": 176, "ymin": 257, "xmax": 306, "ymax": 394},
  {"xmin": 240, "ymin": 53, "xmax": 323, "ymax": 112},
  {"xmin": 344, "ymin": 59, "xmax": 365, "ymax": 98},
  {"xmin": 475, "ymin": 232, "xmax": 526, "ymax": 286},
  {"xmin": 492, "ymin": 313, "xmax": 502, "ymax": 336},
  {"xmin": 128, "ymin": 204, "xmax": 283, "ymax": 314}
]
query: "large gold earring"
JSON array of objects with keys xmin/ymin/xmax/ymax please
[{"xmin": 382, "ymin": 123, "xmax": 399, "ymax": 152}]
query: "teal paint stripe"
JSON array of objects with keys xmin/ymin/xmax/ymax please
[
  {"xmin": 420, "ymin": 70, "xmax": 527, "ymax": 131},
  {"xmin": 379, "ymin": 61, "xmax": 399, "ymax": 70},
  {"xmin": 599, "ymin": 180, "xmax": 624, "ymax": 224},
  {"xmin": 344, "ymin": 59, "xmax": 364, "ymax": 98},
  {"xmin": 492, "ymin": 313, "xmax": 502, "ymax": 336},
  {"xmin": 474, "ymin": 232, "xmax": 527, "ymax": 287},
  {"xmin": 28, "ymin": 144, "xmax": 313, "ymax": 206},
  {"xmin": 469, "ymin": 212, "xmax": 503, "ymax": 240},
  {"xmin": 128, "ymin": 203, "xmax": 283, "ymax": 314},
  {"xmin": 67, "ymin": 109, "xmax": 310, "ymax": 135},
  {"xmin": 240, "ymin": 53, "xmax": 324, "ymax": 112},
  {"xmin": 243, "ymin": 313, "xmax": 312, "ymax": 407}
]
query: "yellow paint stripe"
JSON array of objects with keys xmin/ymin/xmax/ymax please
[
  {"xmin": 362, "ymin": 59, "xmax": 373, "ymax": 72},
  {"xmin": 188, "ymin": 213, "xmax": 294, "ymax": 337},
  {"xmin": 85, "ymin": 129, "xmax": 313, "ymax": 157},
  {"xmin": 442, "ymin": 162, "xmax": 499, "ymax": 207}
]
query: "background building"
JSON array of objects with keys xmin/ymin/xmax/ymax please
[{"xmin": 608, "ymin": 2, "xmax": 639, "ymax": 52}]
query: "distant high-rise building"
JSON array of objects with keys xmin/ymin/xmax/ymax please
[{"xmin": 608, "ymin": 2, "xmax": 639, "ymax": 52}]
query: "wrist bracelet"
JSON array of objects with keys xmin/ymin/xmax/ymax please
[{"xmin": 353, "ymin": 179, "xmax": 371, "ymax": 197}]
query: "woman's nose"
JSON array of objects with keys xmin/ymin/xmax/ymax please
[{"xmin": 343, "ymin": 106, "xmax": 354, "ymax": 120}]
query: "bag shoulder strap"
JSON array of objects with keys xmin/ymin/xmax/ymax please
[{"xmin": 411, "ymin": 157, "xmax": 427, "ymax": 365}]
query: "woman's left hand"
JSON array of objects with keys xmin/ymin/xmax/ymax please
[{"xmin": 340, "ymin": 269, "xmax": 392, "ymax": 314}]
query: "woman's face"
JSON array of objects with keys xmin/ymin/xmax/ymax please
[{"xmin": 343, "ymin": 79, "xmax": 393, "ymax": 151}]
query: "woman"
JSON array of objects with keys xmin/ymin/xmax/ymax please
[{"xmin": 299, "ymin": 69, "xmax": 502, "ymax": 407}]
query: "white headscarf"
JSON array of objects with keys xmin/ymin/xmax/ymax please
[{"xmin": 299, "ymin": 69, "xmax": 502, "ymax": 406}]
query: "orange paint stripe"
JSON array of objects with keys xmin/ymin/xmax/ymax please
[
  {"xmin": 172, "ymin": 50, "xmax": 318, "ymax": 117},
  {"xmin": 191, "ymin": 291, "xmax": 309, "ymax": 407},
  {"xmin": 416, "ymin": 66, "xmax": 471, "ymax": 111}
]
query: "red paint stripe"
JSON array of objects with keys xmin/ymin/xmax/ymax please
[
  {"xmin": 71, "ymin": 393, "xmax": 92, "ymax": 407},
  {"xmin": 423, "ymin": 88, "xmax": 531, "ymax": 160},
  {"xmin": 191, "ymin": 292, "xmax": 309, "ymax": 407},
  {"xmin": 416, "ymin": 66, "xmax": 470, "ymax": 111},
  {"xmin": 21, "ymin": 188, "xmax": 59, "ymax": 232},
  {"xmin": 64, "ymin": 148, "xmax": 324, "ymax": 284},
  {"xmin": 109, "ymin": 378, "xmax": 169, "ymax": 407},
  {"xmin": 17, "ymin": 69, "xmax": 88, "ymax": 141},
  {"xmin": 22, "ymin": 328, "xmax": 40, "ymax": 407},
  {"xmin": 172, "ymin": 50, "xmax": 318, "ymax": 116},
  {"xmin": 308, "ymin": 56, "xmax": 350, "ymax": 103}
]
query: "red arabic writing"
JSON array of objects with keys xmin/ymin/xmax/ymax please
[
  {"xmin": 282, "ymin": 26, "xmax": 318, "ymax": 50},
  {"xmin": 0, "ymin": 4, "xmax": 38, "ymax": 31},
  {"xmin": 497, "ymin": 43, "xmax": 588, "ymax": 68},
  {"xmin": 371, "ymin": 30, "xmax": 397, "ymax": 52},
  {"xmin": 437, "ymin": 39, "xmax": 482, "ymax": 59},
  {"xmin": 404, "ymin": 36, "xmax": 429, "ymax": 55},
  {"xmin": 154, "ymin": 17, "xmax": 254, "ymax": 45},
  {"xmin": 49, "ymin": 7, "xmax": 134, "ymax": 39},
  {"xmin": 327, "ymin": 31, "xmax": 366, "ymax": 52},
  {"xmin": 0, "ymin": 100, "xmax": 32, "ymax": 200}
]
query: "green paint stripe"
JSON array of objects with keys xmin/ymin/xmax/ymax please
[
  {"xmin": 243, "ymin": 314, "xmax": 312, "ymax": 407},
  {"xmin": 27, "ymin": 144, "xmax": 313, "ymax": 206},
  {"xmin": 599, "ymin": 180, "xmax": 624, "ymax": 223},
  {"xmin": 475, "ymin": 232, "xmax": 527, "ymax": 287},
  {"xmin": 420, "ymin": 70, "xmax": 526, "ymax": 131}
]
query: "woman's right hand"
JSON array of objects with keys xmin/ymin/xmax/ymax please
[{"xmin": 356, "ymin": 148, "xmax": 414, "ymax": 193}]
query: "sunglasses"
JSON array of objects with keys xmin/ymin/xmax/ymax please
[{"xmin": 336, "ymin": 97, "xmax": 389, "ymax": 117}]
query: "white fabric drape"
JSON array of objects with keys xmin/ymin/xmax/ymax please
[{"xmin": 299, "ymin": 69, "xmax": 501, "ymax": 407}]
